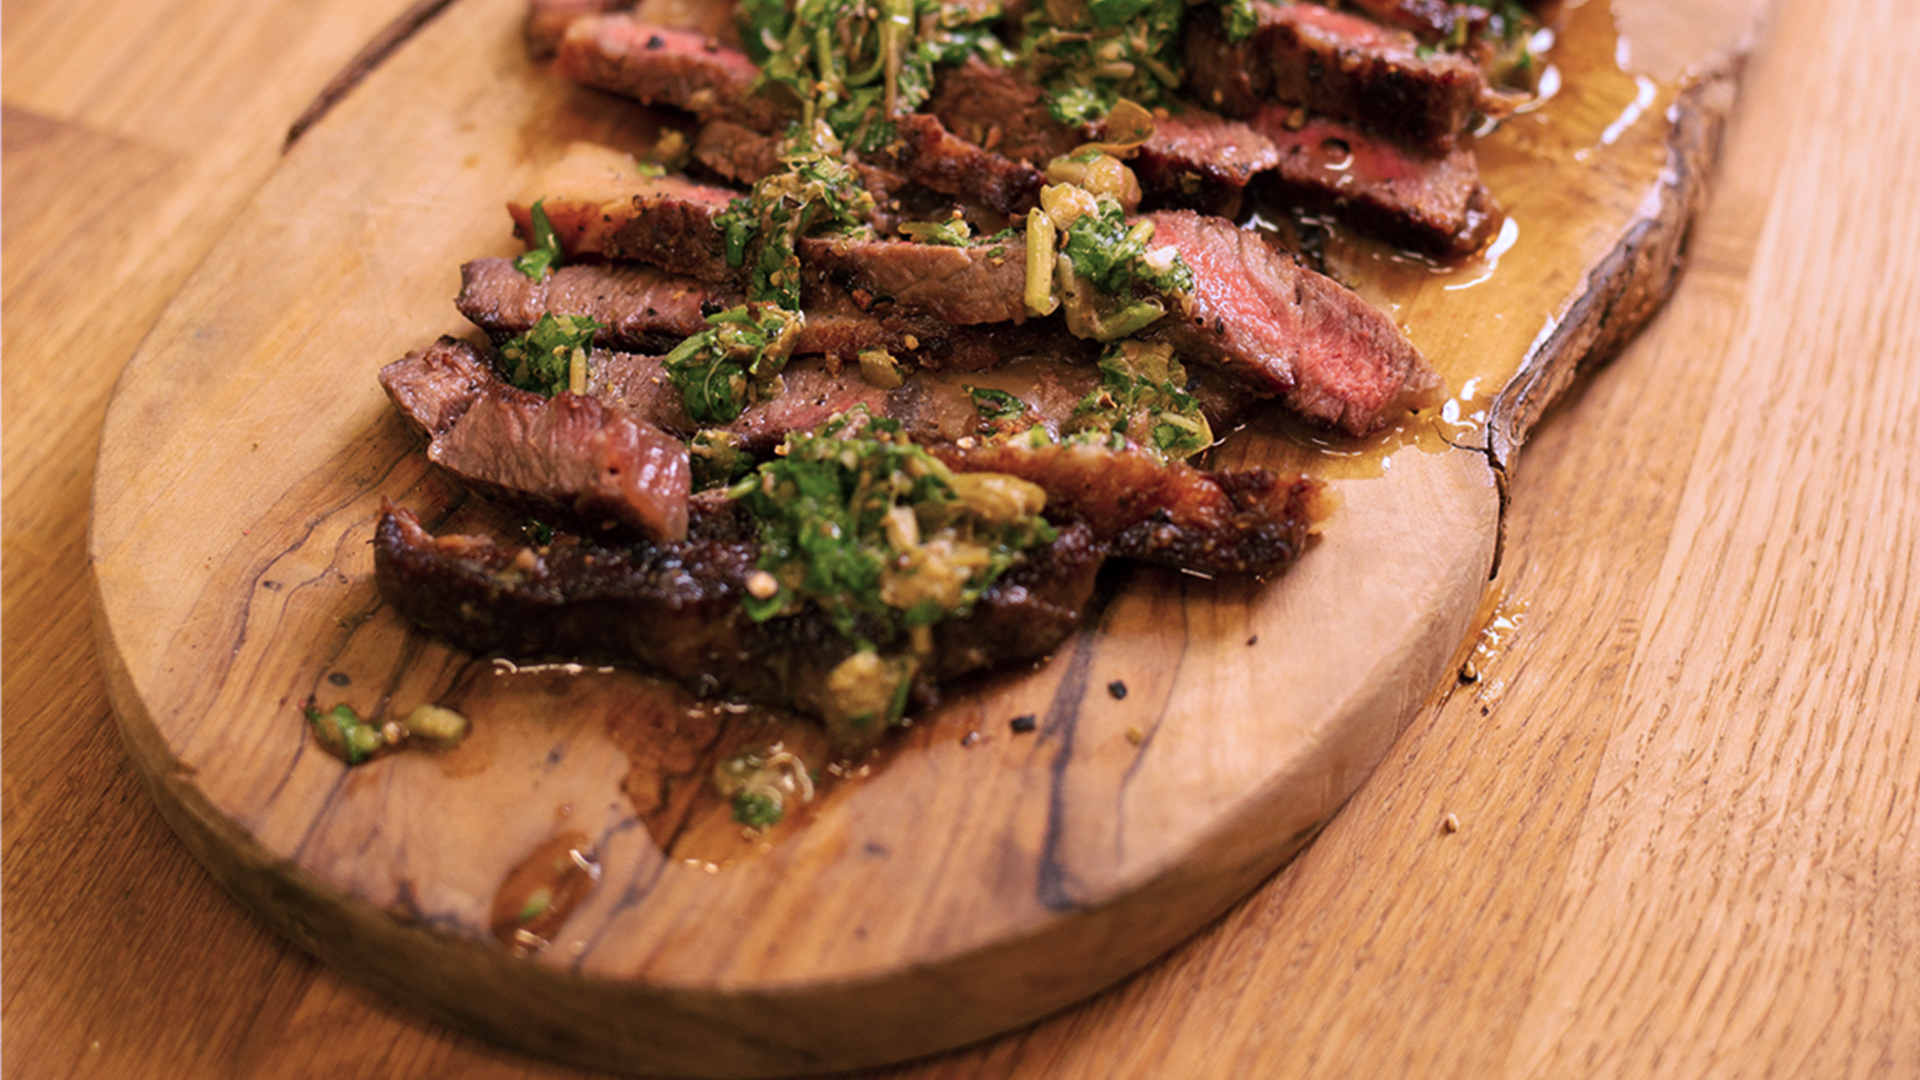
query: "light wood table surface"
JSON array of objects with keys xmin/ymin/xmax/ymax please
[{"xmin": 4, "ymin": 0, "xmax": 1915, "ymax": 1076}]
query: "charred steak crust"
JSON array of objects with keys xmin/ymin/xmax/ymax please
[
  {"xmin": 795, "ymin": 235, "xmax": 1030, "ymax": 326},
  {"xmin": 374, "ymin": 502, "xmax": 1103, "ymax": 715},
  {"xmin": 938, "ymin": 442, "xmax": 1329, "ymax": 576}
]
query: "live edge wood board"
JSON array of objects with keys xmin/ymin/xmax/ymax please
[{"xmin": 88, "ymin": 0, "xmax": 1765, "ymax": 1074}]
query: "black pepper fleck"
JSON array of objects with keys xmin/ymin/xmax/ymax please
[
  {"xmin": 1107, "ymin": 680, "xmax": 1128, "ymax": 700},
  {"xmin": 1009, "ymin": 714, "xmax": 1037, "ymax": 734},
  {"xmin": 326, "ymin": 672, "xmax": 351, "ymax": 687},
  {"xmin": 1246, "ymin": 635, "xmax": 1259, "ymax": 646}
]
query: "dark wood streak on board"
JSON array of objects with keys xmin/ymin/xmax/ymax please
[
  {"xmin": 1035, "ymin": 584, "xmax": 1122, "ymax": 914},
  {"xmin": 284, "ymin": 0, "xmax": 466, "ymax": 150}
]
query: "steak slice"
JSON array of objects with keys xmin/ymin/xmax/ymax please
[
  {"xmin": 1142, "ymin": 210, "xmax": 1439, "ymax": 434},
  {"xmin": 1183, "ymin": 1, "xmax": 1500, "ymax": 153},
  {"xmin": 374, "ymin": 502, "xmax": 1104, "ymax": 738},
  {"xmin": 380, "ymin": 338, "xmax": 691, "ymax": 540},
  {"xmin": 795, "ymin": 235, "xmax": 1029, "ymax": 325},
  {"xmin": 509, "ymin": 171, "xmax": 740, "ymax": 282},
  {"xmin": 1128, "ymin": 108, "xmax": 1283, "ymax": 219},
  {"xmin": 938, "ymin": 441, "xmax": 1328, "ymax": 575},
  {"xmin": 458, "ymin": 259, "xmax": 731, "ymax": 355},
  {"xmin": 869, "ymin": 113, "xmax": 1047, "ymax": 217},
  {"xmin": 457, "ymin": 257, "xmax": 1090, "ymax": 371},
  {"xmin": 555, "ymin": 17, "xmax": 793, "ymax": 133},
  {"xmin": 928, "ymin": 58, "xmax": 1082, "ymax": 167},
  {"xmin": 1249, "ymin": 107, "xmax": 1499, "ymax": 259}
]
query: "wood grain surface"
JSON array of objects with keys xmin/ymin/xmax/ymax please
[{"xmin": 5, "ymin": 0, "xmax": 1917, "ymax": 1078}]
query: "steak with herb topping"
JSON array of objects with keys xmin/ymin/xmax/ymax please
[
  {"xmin": 1184, "ymin": 1, "xmax": 1503, "ymax": 153},
  {"xmin": 380, "ymin": 338, "xmax": 691, "ymax": 540},
  {"xmin": 555, "ymin": 17, "xmax": 792, "ymax": 132},
  {"xmin": 375, "ymin": 500, "xmax": 1103, "ymax": 743}
]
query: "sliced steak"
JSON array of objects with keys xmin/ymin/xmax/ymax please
[
  {"xmin": 380, "ymin": 338, "xmax": 691, "ymax": 540},
  {"xmin": 459, "ymin": 257, "xmax": 1088, "ymax": 371},
  {"xmin": 938, "ymin": 441, "xmax": 1328, "ymax": 575},
  {"xmin": 374, "ymin": 502, "xmax": 1103, "ymax": 733},
  {"xmin": 555, "ymin": 17, "xmax": 793, "ymax": 133},
  {"xmin": 869, "ymin": 113, "xmax": 1046, "ymax": 217},
  {"xmin": 1183, "ymin": 1, "xmax": 1499, "ymax": 153},
  {"xmin": 1142, "ymin": 210, "xmax": 1439, "ymax": 434},
  {"xmin": 928, "ymin": 58, "xmax": 1082, "ymax": 166},
  {"xmin": 796, "ymin": 235, "xmax": 1029, "ymax": 325},
  {"xmin": 458, "ymin": 259, "xmax": 732, "ymax": 354},
  {"xmin": 691, "ymin": 119, "xmax": 784, "ymax": 185},
  {"xmin": 1249, "ymin": 106, "xmax": 1498, "ymax": 258},
  {"xmin": 1128, "ymin": 108, "xmax": 1282, "ymax": 219},
  {"xmin": 509, "ymin": 172, "xmax": 740, "ymax": 282}
]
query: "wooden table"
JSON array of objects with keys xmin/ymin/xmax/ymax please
[{"xmin": 4, "ymin": 0, "xmax": 1915, "ymax": 1076}]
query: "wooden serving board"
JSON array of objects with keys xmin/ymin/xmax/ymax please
[{"xmin": 89, "ymin": 0, "xmax": 1763, "ymax": 1074}]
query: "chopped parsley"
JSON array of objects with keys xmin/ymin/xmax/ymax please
[
  {"xmin": 661, "ymin": 304, "xmax": 802, "ymax": 424},
  {"xmin": 897, "ymin": 216, "xmax": 974, "ymax": 246},
  {"xmin": 715, "ymin": 123, "xmax": 875, "ymax": 309},
  {"xmin": 1067, "ymin": 340, "xmax": 1212, "ymax": 461},
  {"xmin": 715, "ymin": 742, "xmax": 815, "ymax": 827},
  {"xmin": 512, "ymin": 199, "xmax": 564, "ymax": 279},
  {"xmin": 967, "ymin": 386, "xmax": 1027, "ymax": 423},
  {"xmin": 741, "ymin": 0, "xmax": 1008, "ymax": 153},
  {"xmin": 726, "ymin": 410, "xmax": 1055, "ymax": 648},
  {"xmin": 1034, "ymin": 181, "xmax": 1195, "ymax": 341},
  {"xmin": 499, "ymin": 312, "xmax": 600, "ymax": 397},
  {"xmin": 1019, "ymin": 0, "xmax": 1255, "ymax": 126},
  {"xmin": 1061, "ymin": 200, "xmax": 1193, "ymax": 298},
  {"xmin": 731, "ymin": 789, "xmax": 785, "ymax": 829}
]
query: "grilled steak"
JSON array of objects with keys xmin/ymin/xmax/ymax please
[
  {"xmin": 691, "ymin": 119, "xmax": 784, "ymax": 185},
  {"xmin": 510, "ymin": 173, "xmax": 740, "ymax": 282},
  {"xmin": 458, "ymin": 258, "xmax": 730, "ymax": 355},
  {"xmin": 375, "ymin": 501, "xmax": 1104, "ymax": 737},
  {"xmin": 868, "ymin": 113, "xmax": 1047, "ymax": 217},
  {"xmin": 555, "ymin": 17, "xmax": 793, "ymax": 132},
  {"xmin": 1331, "ymin": 0, "xmax": 1489, "ymax": 43},
  {"xmin": 458, "ymin": 257, "xmax": 1093, "ymax": 370},
  {"xmin": 1249, "ymin": 107, "xmax": 1498, "ymax": 258},
  {"xmin": 929, "ymin": 58, "xmax": 1082, "ymax": 167},
  {"xmin": 1142, "ymin": 210, "xmax": 1438, "ymax": 434},
  {"xmin": 380, "ymin": 338, "xmax": 691, "ymax": 540},
  {"xmin": 795, "ymin": 235, "xmax": 1029, "ymax": 325},
  {"xmin": 936, "ymin": 441, "xmax": 1329, "ymax": 575},
  {"xmin": 1183, "ymin": 1, "xmax": 1501, "ymax": 153},
  {"xmin": 1127, "ymin": 108, "xmax": 1283, "ymax": 219}
]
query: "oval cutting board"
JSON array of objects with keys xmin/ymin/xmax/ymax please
[{"xmin": 90, "ymin": 0, "xmax": 1763, "ymax": 1074}]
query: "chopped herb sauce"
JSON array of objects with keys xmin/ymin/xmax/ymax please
[
  {"xmin": 500, "ymin": 311, "xmax": 600, "ymax": 398},
  {"xmin": 512, "ymin": 199, "xmax": 564, "ymax": 280},
  {"xmin": 727, "ymin": 409, "xmax": 1056, "ymax": 651}
]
